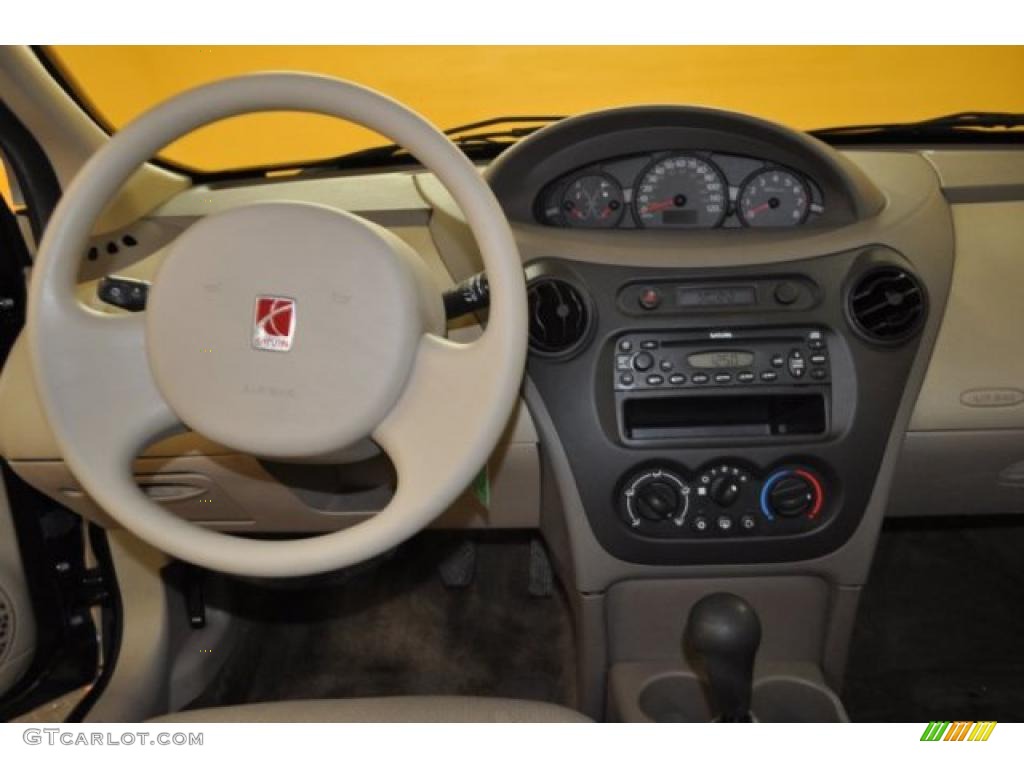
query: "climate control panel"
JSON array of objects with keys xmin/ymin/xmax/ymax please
[{"xmin": 617, "ymin": 461, "xmax": 826, "ymax": 538}]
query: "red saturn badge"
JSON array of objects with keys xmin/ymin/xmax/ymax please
[{"xmin": 252, "ymin": 296, "xmax": 296, "ymax": 352}]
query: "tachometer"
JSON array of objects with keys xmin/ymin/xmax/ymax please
[
  {"xmin": 737, "ymin": 168, "xmax": 810, "ymax": 227},
  {"xmin": 635, "ymin": 155, "xmax": 727, "ymax": 229},
  {"xmin": 560, "ymin": 173, "xmax": 625, "ymax": 228}
]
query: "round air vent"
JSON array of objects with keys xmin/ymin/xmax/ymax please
[
  {"xmin": 847, "ymin": 266, "xmax": 926, "ymax": 343},
  {"xmin": 527, "ymin": 277, "xmax": 591, "ymax": 356},
  {"xmin": 0, "ymin": 588, "xmax": 12, "ymax": 664}
]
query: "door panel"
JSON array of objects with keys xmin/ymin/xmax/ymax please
[{"xmin": 0, "ymin": 477, "xmax": 35, "ymax": 697}]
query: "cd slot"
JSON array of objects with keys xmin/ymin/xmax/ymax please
[{"xmin": 623, "ymin": 393, "xmax": 826, "ymax": 440}]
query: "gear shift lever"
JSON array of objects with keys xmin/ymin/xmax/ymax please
[{"xmin": 684, "ymin": 592, "xmax": 762, "ymax": 722}]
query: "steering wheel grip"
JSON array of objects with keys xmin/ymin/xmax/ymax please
[{"xmin": 27, "ymin": 74, "xmax": 527, "ymax": 577}]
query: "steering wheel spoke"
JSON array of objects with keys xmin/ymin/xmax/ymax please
[
  {"xmin": 373, "ymin": 333, "xmax": 507, "ymax": 528},
  {"xmin": 32, "ymin": 308, "xmax": 183, "ymax": 468}
]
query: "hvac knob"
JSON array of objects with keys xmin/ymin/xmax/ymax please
[
  {"xmin": 709, "ymin": 475, "xmax": 742, "ymax": 508},
  {"xmin": 636, "ymin": 480, "xmax": 680, "ymax": 520},
  {"xmin": 622, "ymin": 468, "xmax": 691, "ymax": 527},
  {"xmin": 760, "ymin": 468, "xmax": 824, "ymax": 520}
]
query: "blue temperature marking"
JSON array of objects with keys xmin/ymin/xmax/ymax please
[{"xmin": 760, "ymin": 470, "xmax": 790, "ymax": 521}]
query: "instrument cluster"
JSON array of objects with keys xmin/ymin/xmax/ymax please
[{"xmin": 536, "ymin": 151, "xmax": 825, "ymax": 230}]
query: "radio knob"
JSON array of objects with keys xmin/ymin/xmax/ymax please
[{"xmin": 633, "ymin": 352, "xmax": 655, "ymax": 372}]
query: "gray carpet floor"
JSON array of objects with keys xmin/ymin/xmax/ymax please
[
  {"xmin": 190, "ymin": 533, "xmax": 577, "ymax": 709},
  {"xmin": 843, "ymin": 516, "xmax": 1024, "ymax": 722}
]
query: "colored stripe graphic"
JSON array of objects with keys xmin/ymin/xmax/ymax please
[{"xmin": 921, "ymin": 721, "xmax": 996, "ymax": 741}]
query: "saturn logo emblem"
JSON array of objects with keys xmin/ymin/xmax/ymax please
[{"xmin": 252, "ymin": 296, "xmax": 296, "ymax": 352}]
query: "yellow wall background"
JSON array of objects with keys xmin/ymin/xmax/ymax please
[{"xmin": 2, "ymin": 46, "xmax": 1023, "ymax": 206}]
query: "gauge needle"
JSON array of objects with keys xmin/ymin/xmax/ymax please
[
  {"xmin": 642, "ymin": 199, "xmax": 675, "ymax": 214},
  {"xmin": 746, "ymin": 202, "xmax": 771, "ymax": 217}
]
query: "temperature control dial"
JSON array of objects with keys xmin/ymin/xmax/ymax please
[
  {"xmin": 760, "ymin": 468, "xmax": 824, "ymax": 520},
  {"xmin": 621, "ymin": 468, "xmax": 691, "ymax": 529}
]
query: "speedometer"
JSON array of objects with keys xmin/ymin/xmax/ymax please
[{"xmin": 634, "ymin": 155, "xmax": 728, "ymax": 229}]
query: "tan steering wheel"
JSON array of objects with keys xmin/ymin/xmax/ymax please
[{"xmin": 27, "ymin": 73, "xmax": 527, "ymax": 578}]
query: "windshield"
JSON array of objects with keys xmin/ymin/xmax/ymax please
[{"xmin": 45, "ymin": 45, "xmax": 1024, "ymax": 174}]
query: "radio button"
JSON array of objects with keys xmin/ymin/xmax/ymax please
[
  {"xmin": 669, "ymin": 373, "xmax": 686, "ymax": 385},
  {"xmin": 616, "ymin": 354, "xmax": 633, "ymax": 371},
  {"xmin": 619, "ymin": 340, "xmax": 633, "ymax": 352},
  {"xmin": 760, "ymin": 371, "xmax": 778, "ymax": 382},
  {"xmin": 619, "ymin": 373, "xmax": 634, "ymax": 386},
  {"xmin": 810, "ymin": 353, "xmax": 827, "ymax": 365},
  {"xmin": 773, "ymin": 281, "xmax": 800, "ymax": 306},
  {"xmin": 788, "ymin": 349, "xmax": 807, "ymax": 378},
  {"xmin": 811, "ymin": 368, "xmax": 828, "ymax": 381},
  {"xmin": 716, "ymin": 515, "xmax": 734, "ymax": 533},
  {"xmin": 692, "ymin": 373, "xmax": 710, "ymax": 385},
  {"xmin": 714, "ymin": 373, "xmax": 732, "ymax": 384},
  {"xmin": 692, "ymin": 516, "xmax": 710, "ymax": 533},
  {"xmin": 633, "ymin": 352, "xmax": 654, "ymax": 371},
  {"xmin": 737, "ymin": 371, "xmax": 755, "ymax": 383},
  {"xmin": 771, "ymin": 353, "xmax": 785, "ymax": 368},
  {"xmin": 659, "ymin": 359, "xmax": 673, "ymax": 372},
  {"xmin": 640, "ymin": 340, "xmax": 659, "ymax": 350},
  {"xmin": 740, "ymin": 514, "xmax": 757, "ymax": 532},
  {"xmin": 646, "ymin": 374, "xmax": 664, "ymax": 386}
]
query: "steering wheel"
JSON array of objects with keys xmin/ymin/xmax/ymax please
[{"xmin": 26, "ymin": 74, "xmax": 527, "ymax": 578}]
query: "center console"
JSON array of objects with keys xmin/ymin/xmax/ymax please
[{"xmin": 525, "ymin": 245, "xmax": 927, "ymax": 566}]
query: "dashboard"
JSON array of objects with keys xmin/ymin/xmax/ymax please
[
  {"xmin": 536, "ymin": 151, "xmax": 825, "ymax": 230},
  {"xmin": 4, "ymin": 101, "xmax": 1024, "ymax": 591}
]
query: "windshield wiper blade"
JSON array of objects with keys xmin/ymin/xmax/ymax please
[
  {"xmin": 810, "ymin": 111, "xmax": 1024, "ymax": 140},
  {"xmin": 313, "ymin": 115, "xmax": 565, "ymax": 171}
]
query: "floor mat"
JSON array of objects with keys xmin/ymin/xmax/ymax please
[
  {"xmin": 190, "ymin": 533, "xmax": 577, "ymax": 709},
  {"xmin": 844, "ymin": 516, "xmax": 1024, "ymax": 722}
]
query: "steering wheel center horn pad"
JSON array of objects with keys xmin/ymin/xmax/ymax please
[{"xmin": 147, "ymin": 202, "xmax": 440, "ymax": 459}]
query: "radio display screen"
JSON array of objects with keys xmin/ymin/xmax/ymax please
[{"xmin": 687, "ymin": 350, "xmax": 755, "ymax": 369}]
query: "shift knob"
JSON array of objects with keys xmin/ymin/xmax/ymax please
[{"xmin": 684, "ymin": 592, "xmax": 762, "ymax": 722}]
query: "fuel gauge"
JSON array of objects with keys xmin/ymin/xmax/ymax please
[{"xmin": 560, "ymin": 173, "xmax": 625, "ymax": 228}]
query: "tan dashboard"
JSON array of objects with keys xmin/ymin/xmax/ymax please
[{"xmin": 1, "ymin": 147, "xmax": 1023, "ymax": 532}]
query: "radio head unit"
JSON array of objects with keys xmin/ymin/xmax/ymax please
[{"xmin": 614, "ymin": 327, "xmax": 832, "ymax": 442}]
